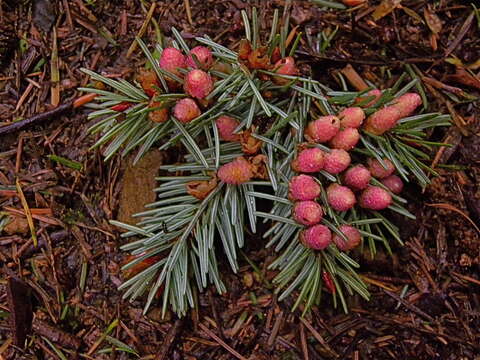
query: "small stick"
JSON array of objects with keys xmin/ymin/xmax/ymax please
[
  {"xmin": 126, "ymin": 2, "xmax": 156, "ymax": 58},
  {"xmin": 299, "ymin": 317, "xmax": 338, "ymax": 357},
  {"xmin": 155, "ymin": 319, "xmax": 184, "ymax": 360},
  {"xmin": 184, "ymin": 0, "xmax": 193, "ymax": 26},
  {"xmin": 15, "ymin": 179, "xmax": 37, "ymax": 246},
  {"xmin": 0, "ymin": 101, "xmax": 73, "ymax": 136},
  {"xmin": 32, "ymin": 318, "xmax": 81, "ymax": 350},
  {"xmin": 340, "ymin": 64, "xmax": 369, "ymax": 91},
  {"xmin": 15, "ymin": 83, "xmax": 34, "ymax": 111},
  {"xmin": 198, "ymin": 323, "xmax": 248, "ymax": 360}
]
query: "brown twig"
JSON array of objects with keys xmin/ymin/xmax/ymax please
[
  {"xmin": 32, "ymin": 318, "xmax": 81, "ymax": 350},
  {"xmin": 198, "ymin": 322, "xmax": 248, "ymax": 360},
  {"xmin": 155, "ymin": 319, "xmax": 184, "ymax": 360},
  {"xmin": 340, "ymin": 64, "xmax": 369, "ymax": 91},
  {"xmin": 0, "ymin": 101, "xmax": 73, "ymax": 136}
]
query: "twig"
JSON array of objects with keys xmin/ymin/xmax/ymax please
[
  {"xmin": 32, "ymin": 318, "xmax": 81, "ymax": 350},
  {"xmin": 155, "ymin": 319, "xmax": 184, "ymax": 360},
  {"xmin": 198, "ymin": 322, "xmax": 248, "ymax": 360},
  {"xmin": 340, "ymin": 64, "xmax": 369, "ymax": 91},
  {"xmin": 184, "ymin": 0, "xmax": 193, "ymax": 26},
  {"xmin": 300, "ymin": 323, "xmax": 309, "ymax": 360},
  {"xmin": 267, "ymin": 310, "xmax": 283, "ymax": 348},
  {"xmin": 382, "ymin": 289, "xmax": 434, "ymax": 322},
  {"xmin": 126, "ymin": 2, "xmax": 156, "ymax": 58},
  {"xmin": 298, "ymin": 317, "xmax": 338, "ymax": 358},
  {"xmin": 445, "ymin": 11, "xmax": 475, "ymax": 56},
  {"xmin": 0, "ymin": 101, "xmax": 73, "ymax": 136}
]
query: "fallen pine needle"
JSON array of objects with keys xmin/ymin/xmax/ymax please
[
  {"xmin": 426, "ymin": 202, "xmax": 480, "ymax": 233},
  {"xmin": 73, "ymin": 93, "xmax": 97, "ymax": 108},
  {"xmin": 51, "ymin": 28, "xmax": 60, "ymax": 106},
  {"xmin": 4, "ymin": 206, "xmax": 60, "ymax": 226},
  {"xmin": 126, "ymin": 2, "xmax": 156, "ymax": 58},
  {"xmin": 360, "ymin": 275, "xmax": 397, "ymax": 291},
  {"xmin": 184, "ymin": 0, "xmax": 193, "ymax": 26},
  {"xmin": 15, "ymin": 179, "xmax": 37, "ymax": 246},
  {"xmin": 87, "ymin": 319, "xmax": 119, "ymax": 355},
  {"xmin": 198, "ymin": 323, "xmax": 247, "ymax": 360}
]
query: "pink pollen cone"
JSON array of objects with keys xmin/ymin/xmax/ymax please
[
  {"xmin": 305, "ymin": 116, "xmax": 340, "ymax": 143},
  {"xmin": 173, "ymin": 98, "xmax": 201, "ymax": 123},
  {"xmin": 323, "ymin": 149, "xmax": 351, "ymax": 174},
  {"xmin": 291, "ymin": 148, "xmax": 325, "ymax": 173},
  {"xmin": 381, "ymin": 175, "xmax": 404, "ymax": 194},
  {"xmin": 186, "ymin": 46, "xmax": 214, "ymax": 69},
  {"xmin": 367, "ymin": 158, "xmax": 395, "ymax": 179},
  {"xmin": 333, "ymin": 225, "xmax": 361, "ymax": 251},
  {"xmin": 292, "ymin": 201, "xmax": 323, "ymax": 226},
  {"xmin": 343, "ymin": 165, "xmax": 371, "ymax": 190},
  {"xmin": 326, "ymin": 183, "xmax": 356, "ymax": 212},
  {"xmin": 300, "ymin": 224, "xmax": 332, "ymax": 250},
  {"xmin": 159, "ymin": 47, "xmax": 186, "ymax": 76},
  {"xmin": 393, "ymin": 92, "xmax": 422, "ymax": 118},
  {"xmin": 364, "ymin": 106, "xmax": 402, "ymax": 135},
  {"xmin": 184, "ymin": 69, "xmax": 214, "ymax": 99},
  {"xmin": 339, "ymin": 107, "xmax": 365, "ymax": 128},
  {"xmin": 217, "ymin": 157, "xmax": 253, "ymax": 185},
  {"xmin": 356, "ymin": 89, "xmax": 382, "ymax": 107},
  {"xmin": 329, "ymin": 127, "xmax": 360, "ymax": 151},
  {"xmin": 359, "ymin": 186, "xmax": 392, "ymax": 210},
  {"xmin": 289, "ymin": 175, "xmax": 321, "ymax": 201},
  {"xmin": 272, "ymin": 56, "xmax": 299, "ymax": 85},
  {"xmin": 216, "ymin": 115, "xmax": 241, "ymax": 142}
]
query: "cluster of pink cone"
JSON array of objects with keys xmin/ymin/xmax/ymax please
[
  {"xmin": 157, "ymin": 46, "xmax": 215, "ymax": 124},
  {"xmin": 289, "ymin": 92, "xmax": 421, "ymax": 252}
]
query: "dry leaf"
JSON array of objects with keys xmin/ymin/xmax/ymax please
[
  {"xmin": 424, "ymin": 7, "xmax": 442, "ymax": 34},
  {"xmin": 372, "ymin": 0, "xmax": 403, "ymax": 21},
  {"xmin": 445, "ymin": 68, "xmax": 480, "ymax": 90}
]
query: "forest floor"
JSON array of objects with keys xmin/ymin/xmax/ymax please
[{"xmin": 0, "ymin": 0, "xmax": 479, "ymax": 359}]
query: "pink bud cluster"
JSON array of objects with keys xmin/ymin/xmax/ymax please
[
  {"xmin": 290, "ymin": 95, "xmax": 418, "ymax": 252},
  {"xmin": 158, "ymin": 46, "xmax": 216, "ymax": 124}
]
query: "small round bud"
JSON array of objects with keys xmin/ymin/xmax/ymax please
[
  {"xmin": 305, "ymin": 116, "xmax": 340, "ymax": 143},
  {"xmin": 381, "ymin": 175, "xmax": 404, "ymax": 194},
  {"xmin": 338, "ymin": 107, "xmax": 365, "ymax": 128},
  {"xmin": 292, "ymin": 201, "xmax": 323, "ymax": 226},
  {"xmin": 289, "ymin": 175, "xmax": 321, "ymax": 201},
  {"xmin": 186, "ymin": 46, "xmax": 214, "ymax": 69},
  {"xmin": 216, "ymin": 116, "xmax": 241, "ymax": 142},
  {"xmin": 333, "ymin": 225, "xmax": 361, "ymax": 251},
  {"xmin": 217, "ymin": 157, "xmax": 253, "ymax": 185},
  {"xmin": 329, "ymin": 127, "xmax": 360, "ymax": 151},
  {"xmin": 300, "ymin": 225, "xmax": 332, "ymax": 250},
  {"xmin": 326, "ymin": 183, "xmax": 356, "ymax": 212},
  {"xmin": 367, "ymin": 158, "xmax": 395, "ymax": 179},
  {"xmin": 359, "ymin": 186, "xmax": 392, "ymax": 210},
  {"xmin": 173, "ymin": 98, "xmax": 201, "ymax": 123},
  {"xmin": 184, "ymin": 69, "xmax": 214, "ymax": 99},
  {"xmin": 343, "ymin": 165, "xmax": 371, "ymax": 190},
  {"xmin": 291, "ymin": 148, "xmax": 325, "ymax": 173},
  {"xmin": 159, "ymin": 47, "xmax": 186, "ymax": 76},
  {"xmin": 272, "ymin": 56, "xmax": 298, "ymax": 85},
  {"xmin": 323, "ymin": 149, "xmax": 351, "ymax": 174}
]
